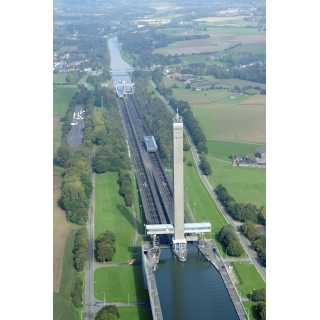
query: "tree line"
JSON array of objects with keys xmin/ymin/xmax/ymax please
[
  {"xmin": 181, "ymin": 60, "xmax": 266, "ymax": 84},
  {"xmin": 215, "ymin": 184, "xmax": 266, "ymax": 266}
]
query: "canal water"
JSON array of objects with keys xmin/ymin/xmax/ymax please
[
  {"xmin": 156, "ymin": 246, "xmax": 238, "ymax": 320},
  {"xmin": 108, "ymin": 36, "xmax": 239, "ymax": 320}
]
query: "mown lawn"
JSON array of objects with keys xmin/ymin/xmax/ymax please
[
  {"xmin": 95, "ymin": 172, "xmax": 138, "ymax": 262},
  {"xmin": 207, "ymin": 140, "xmax": 266, "ymax": 207},
  {"xmin": 119, "ymin": 306, "xmax": 152, "ymax": 320},
  {"xmin": 94, "ymin": 266, "xmax": 148, "ymax": 302},
  {"xmin": 232, "ymin": 262, "xmax": 265, "ymax": 298},
  {"xmin": 53, "ymin": 85, "xmax": 77, "ymax": 117}
]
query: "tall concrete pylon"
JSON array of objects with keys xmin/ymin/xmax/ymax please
[{"xmin": 172, "ymin": 109, "xmax": 187, "ymax": 262}]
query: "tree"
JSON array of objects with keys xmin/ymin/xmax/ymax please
[
  {"xmin": 226, "ymin": 239, "xmax": 244, "ymax": 257},
  {"xmin": 95, "ymin": 305, "xmax": 120, "ymax": 320},
  {"xmin": 250, "ymin": 288, "xmax": 266, "ymax": 302},
  {"xmin": 55, "ymin": 144, "xmax": 72, "ymax": 168},
  {"xmin": 241, "ymin": 222, "xmax": 260, "ymax": 241},
  {"xmin": 199, "ymin": 155, "xmax": 212, "ymax": 175},
  {"xmin": 253, "ymin": 302, "xmax": 266, "ymax": 320},
  {"xmin": 73, "ymin": 228, "xmax": 88, "ymax": 271},
  {"xmin": 71, "ymin": 277, "xmax": 83, "ymax": 308},
  {"xmin": 218, "ymin": 225, "xmax": 244, "ymax": 256},
  {"xmin": 95, "ymin": 231, "xmax": 116, "ymax": 262}
]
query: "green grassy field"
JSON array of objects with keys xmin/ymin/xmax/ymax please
[
  {"xmin": 94, "ymin": 266, "xmax": 148, "ymax": 302},
  {"xmin": 53, "ymin": 85, "xmax": 77, "ymax": 118},
  {"xmin": 95, "ymin": 172, "xmax": 138, "ymax": 262},
  {"xmin": 54, "ymin": 73, "xmax": 68, "ymax": 84},
  {"xmin": 172, "ymin": 87, "xmax": 265, "ymax": 143},
  {"xmin": 243, "ymin": 301, "xmax": 256, "ymax": 320},
  {"xmin": 207, "ymin": 140, "xmax": 266, "ymax": 207},
  {"xmin": 119, "ymin": 307, "xmax": 152, "ymax": 320},
  {"xmin": 184, "ymin": 150, "xmax": 229, "ymax": 254},
  {"xmin": 53, "ymin": 231, "xmax": 82, "ymax": 320},
  {"xmin": 232, "ymin": 262, "xmax": 265, "ymax": 298}
]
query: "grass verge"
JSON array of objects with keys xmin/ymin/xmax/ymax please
[
  {"xmin": 232, "ymin": 262, "xmax": 265, "ymax": 298},
  {"xmin": 94, "ymin": 266, "xmax": 148, "ymax": 302}
]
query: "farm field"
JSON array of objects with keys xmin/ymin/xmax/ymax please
[
  {"xmin": 232, "ymin": 262, "xmax": 265, "ymax": 298},
  {"xmin": 207, "ymin": 140, "xmax": 266, "ymax": 207},
  {"xmin": 53, "ymin": 169, "xmax": 76, "ymax": 293},
  {"xmin": 53, "ymin": 231, "xmax": 82, "ymax": 320},
  {"xmin": 53, "ymin": 85, "xmax": 77, "ymax": 117},
  {"xmin": 155, "ymin": 25, "xmax": 265, "ymax": 55},
  {"xmin": 94, "ymin": 266, "xmax": 148, "ymax": 302},
  {"xmin": 95, "ymin": 172, "xmax": 138, "ymax": 262},
  {"xmin": 172, "ymin": 87, "xmax": 265, "ymax": 143}
]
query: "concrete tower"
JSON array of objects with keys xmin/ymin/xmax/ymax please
[{"xmin": 172, "ymin": 109, "xmax": 187, "ymax": 262}]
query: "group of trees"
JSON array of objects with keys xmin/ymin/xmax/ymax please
[
  {"xmin": 215, "ymin": 185, "xmax": 265, "ymax": 224},
  {"xmin": 57, "ymin": 148, "xmax": 93, "ymax": 225},
  {"xmin": 151, "ymin": 68, "xmax": 212, "ymax": 174},
  {"xmin": 119, "ymin": 30, "xmax": 209, "ymax": 68},
  {"xmin": 95, "ymin": 230, "xmax": 116, "ymax": 262},
  {"xmin": 250, "ymin": 288, "xmax": 266, "ymax": 320},
  {"xmin": 133, "ymin": 73, "xmax": 174, "ymax": 167},
  {"xmin": 215, "ymin": 184, "xmax": 266, "ymax": 266},
  {"xmin": 218, "ymin": 225, "xmax": 244, "ymax": 257},
  {"xmin": 169, "ymin": 98, "xmax": 208, "ymax": 154},
  {"xmin": 181, "ymin": 54, "xmax": 266, "ymax": 84},
  {"xmin": 71, "ymin": 277, "xmax": 83, "ymax": 308},
  {"xmin": 118, "ymin": 171, "xmax": 133, "ymax": 207},
  {"xmin": 95, "ymin": 305, "xmax": 119, "ymax": 320},
  {"xmin": 92, "ymin": 90, "xmax": 130, "ymax": 176},
  {"xmin": 72, "ymin": 228, "xmax": 88, "ymax": 272},
  {"xmin": 199, "ymin": 155, "xmax": 212, "ymax": 176}
]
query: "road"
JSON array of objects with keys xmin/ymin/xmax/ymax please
[{"xmin": 186, "ymin": 132, "xmax": 266, "ymax": 281}]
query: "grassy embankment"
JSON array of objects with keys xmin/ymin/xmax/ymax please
[
  {"xmin": 53, "ymin": 77, "xmax": 77, "ymax": 154},
  {"xmin": 232, "ymin": 262, "xmax": 265, "ymax": 319},
  {"xmin": 94, "ymin": 172, "xmax": 151, "ymax": 319}
]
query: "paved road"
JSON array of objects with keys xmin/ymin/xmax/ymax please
[{"xmin": 186, "ymin": 133, "xmax": 266, "ymax": 281}]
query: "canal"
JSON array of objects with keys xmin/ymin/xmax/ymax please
[{"xmin": 108, "ymin": 36, "xmax": 239, "ymax": 320}]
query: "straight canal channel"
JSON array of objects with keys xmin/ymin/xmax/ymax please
[{"xmin": 108, "ymin": 36, "xmax": 239, "ymax": 320}]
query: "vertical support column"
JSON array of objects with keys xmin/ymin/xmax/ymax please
[{"xmin": 172, "ymin": 111, "xmax": 187, "ymax": 262}]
